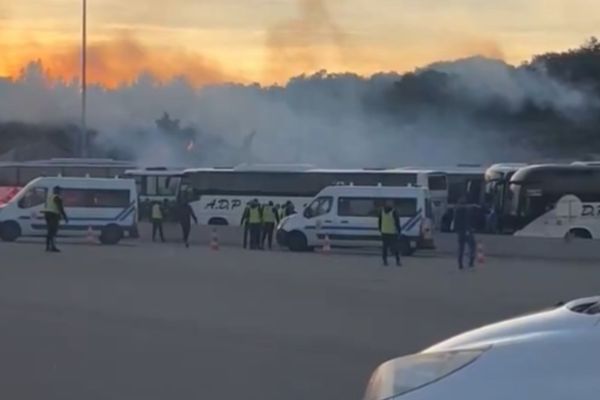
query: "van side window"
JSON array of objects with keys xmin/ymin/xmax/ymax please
[
  {"xmin": 62, "ymin": 189, "xmax": 131, "ymax": 208},
  {"xmin": 339, "ymin": 197, "xmax": 418, "ymax": 217},
  {"xmin": 338, "ymin": 198, "xmax": 378, "ymax": 217},
  {"xmin": 18, "ymin": 187, "xmax": 47, "ymax": 209}
]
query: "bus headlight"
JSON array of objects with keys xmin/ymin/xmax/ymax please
[{"xmin": 363, "ymin": 349, "xmax": 487, "ymax": 400}]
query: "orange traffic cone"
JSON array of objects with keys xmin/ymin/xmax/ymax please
[
  {"xmin": 86, "ymin": 226, "xmax": 95, "ymax": 244},
  {"xmin": 322, "ymin": 235, "xmax": 332, "ymax": 254},
  {"xmin": 476, "ymin": 242, "xmax": 485, "ymax": 265},
  {"xmin": 210, "ymin": 228, "xmax": 220, "ymax": 251}
]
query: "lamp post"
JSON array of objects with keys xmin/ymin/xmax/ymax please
[{"xmin": 81, "ymin": 0, "xmax": 88, "ymax": 158}]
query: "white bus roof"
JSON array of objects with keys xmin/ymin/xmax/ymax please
[
  {"xmin": 26, "ymin": 176, "xmax": 136, "ymax": 188},
  {"xmin": 182, "ymin": 167, "xmax": 445, "ymax": 175},
  {"xmin": 125, "ymin": 168, "xmax": 185, "ymax": 176}
]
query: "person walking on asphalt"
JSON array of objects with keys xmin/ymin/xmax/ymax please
[
  {"xmin": 240, "ymin": 201, "xmax": 251, "ymax": 249},
  {"xmin": 247, "ymin": 199, "xmax": 262, "ymax": 250},
  {"xmin": 261, "ymin": 201, "xmax": 279, "ymax": 250},
  {"xmin": 151, "ymin": 201, "xmax": 165, "ymax": 242},
  {"xmin": 454, "ymin": 196, "xmax": 476, "ymax": 270},
  {"xmin": 44, "ymin": 186, "xmax": 68, "ymax": 252},
  {"xmin": 177, "ymin": 198, "xmax": 198, "ymax": 248},
  {"xmin": 378, "ymin": 201, "xmax": 402, "ymax": 267}
]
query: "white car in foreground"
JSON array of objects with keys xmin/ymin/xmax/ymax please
[{"xmin": 364, "ymin": 297, "xmax": 600, "ymax": 400}]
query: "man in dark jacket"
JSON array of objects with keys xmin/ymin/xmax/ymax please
[
  {"xmin": 177, "ymin": 198, "xmax": 198, "ymax": 248},
  {"xmin": 454, "ymin": 196, "xmax": 477, "ymax": 269}
]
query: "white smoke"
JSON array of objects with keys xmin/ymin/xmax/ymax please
[{"xmin": 0, "ymin": 57, "xmax": 596, "ymax": 167}]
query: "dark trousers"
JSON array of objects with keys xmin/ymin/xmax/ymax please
[
  {"xmin": 458, "ymin": 231, "xmax": 476, "ymax": 269},
  {"xmin": 243, "ymin": 224, "xmax": 249, "ymax": 249},
  {"xmin": 45, "ymin": 213, "xmax": 60, "ymax": 250},
  {"xmin": 262, "ymin": 223, "xmax": 275, "ymax": 249},
  {"xmin": 381, "ymin": 234, "xmax": 400, "ymax": 265},
  {"xmin": 249, "ymin": 223, "xmax": 261, "ymax": 249},
  {"xmin": 152, "ymin": 219, "xmax": 165, "ymax": 242},
  {"xmin": 180, "ymin": 221, "xmax": 191, "ymax": 244}
]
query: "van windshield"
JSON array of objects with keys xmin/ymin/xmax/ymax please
[{"xmin": 304, "ymin": 197, "xmax": 332, "ymax": 218}]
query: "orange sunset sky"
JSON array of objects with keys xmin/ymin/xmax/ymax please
[{"xmin": 1, "ymin": 0, "xmax": 599, "ymax": 86}]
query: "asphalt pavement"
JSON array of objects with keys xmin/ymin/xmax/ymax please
[{"xmin": 0, "ymin": 237, "xmax": 598, "ymax": 400}]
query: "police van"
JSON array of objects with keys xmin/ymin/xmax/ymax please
[
  {"xmin": 0, "ymin": 177, "xmax": 138, "ymax": 245},
  {"xmin": 276, "ymin": 185, "xmax": 434, "ymax": 254}
]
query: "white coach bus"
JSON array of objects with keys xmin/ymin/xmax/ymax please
[
  {"xmin": 508, "ymin": 164, "xmax": 600, "ymax": 239},
  {"xmin": 180, "ymin": 165, "xmax": 449, "ymax": 226}
]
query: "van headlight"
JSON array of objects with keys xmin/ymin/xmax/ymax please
[{"xmin": 363, "ymin": 349, "xmax": 487, "ymax": 400}]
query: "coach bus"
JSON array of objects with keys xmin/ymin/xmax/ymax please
[
  {"xmin": 180, "ymin": 165, "xmax": 450, "ymax": 226},
  {"xmin": 508, "ymin": 164, "xmax": 600, "ymax": 239},
  {"xmin": 483, "ymin": 163, "xmax": 528, "ymax": 231},
  {"xmin": 0, "ymin": 158, "xmax": 136, "ymax": 205}
]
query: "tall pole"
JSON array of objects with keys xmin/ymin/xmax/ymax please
[{"xmin": 81, "ymin": 0, "xmax": 88, "ymax": 158}]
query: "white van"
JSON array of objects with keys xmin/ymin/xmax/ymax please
[
  {"xmin": 276, "ymin": 185, "xmax": 434, "ymax": 254},
  {"xmin": 0, "ymin": 177, "xmax": 138, "ymax": 245}
]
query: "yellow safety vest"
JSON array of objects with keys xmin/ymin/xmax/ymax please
[
  {"xmin": 249, "ymin": 207, "xmax": 261, "ymax": 224},
  {"xmin": 262, "ymin": 206, "xmax": 276, "ymax": 223},
  {"xmin": 152, "ymin": 204, "xmax": 163, "ymax": 220},
  {"xmin": 45, "ymin": 194, "xmax": 59, "ymax": 215},
  {"xmin": 380, "ymin": 210, "xmax": 397, "ymax": 235}
]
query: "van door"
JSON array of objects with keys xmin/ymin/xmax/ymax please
[{"xmin": 303, "ymin": 196, "xmax": 334, "ymax": 246}]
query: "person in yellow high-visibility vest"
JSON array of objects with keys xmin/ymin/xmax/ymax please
[
  {"xmin": 247, "ymin": 199, "xmax": 262, "ymax": 250},
  {"xmin": 378, "ymin": 202, "xmax": 402, "ymax": 266},
  {"xmin": 261, "ymin": 201, "xmax": 280, "ymax": 250},
  {"xmin": 43, "ymin": 186, "xmax": 69, "ymax": 252},
  {"xmin": 151, "ymin": 201, "xmax": 165, "ymax": 242}
]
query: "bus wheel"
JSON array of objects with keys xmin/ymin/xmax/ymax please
[
  {"xmin": 288, "ymin": 231, "xmax": 308, "ymax": 252},
  {"xmin": 0, "ymin": 221, "xmax": 21, "ymax": 242},
  {"xmin": 100, "ymin": 224, "xmax": 123, "ymax": 245},
  {"xmin": 569, "ymin": 228, "xmax": 592, "ymax": 240},
  {"xmin": 208, "ymin": 218, "xmax": 228, "ymax": 226}
]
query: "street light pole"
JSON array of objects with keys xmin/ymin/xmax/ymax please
[{"xmin": 81, "ymin": 0, "xmax": 88, "ymax": 158}]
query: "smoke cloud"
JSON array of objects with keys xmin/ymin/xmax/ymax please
[
  {"xmin": 264, "ymin": 0, "xmax": 352, "ymax": 83},
  {"xmin": 0, "ymin": 33, "xmax": 232, "ymax": 88}
]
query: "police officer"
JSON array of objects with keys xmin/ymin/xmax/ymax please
[
  {"xmin": 240, "ymin": 201, "xmax": 251, "ymax": 249},
  {"xmin": 247, "ymin": 199, "xmax": 262, "ymax": 250},
  {"xmin": 378, "ymin": 201, "xmax": 402, "ymax": 267},
  {"xmin": 44, "ymin": 186, "xmax": 68, "ymax": 252},
  {"xmin": 261, "ymin": 201, "xmax": 279, "ymax": 250},
  {"xmin": 454, "ymin": 196, "xmax": 476, "ymax": 270},
  {"xmin": 151, "ymin": 201, "xmax": 165, "ymax": 242},
  {"xmin": 177, "ymin": 197, "xmax": 198, "ymax": 248},
  {"xmin": 284, "ymin": 200, "xmax": 296, "ymax": 217}
]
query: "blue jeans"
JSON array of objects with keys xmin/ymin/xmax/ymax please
[{"xmin": 458, "ymin": 231, "xmax": 476, "ymax": 269}]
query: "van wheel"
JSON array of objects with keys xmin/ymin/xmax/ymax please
[
  {"xmin": 399, "ymin": 238, "xmax": 416, "ymax": 256},
  {"xmin": 0, "ymin": 221, "xmax": 21, "ymax": 242},
  {"xmin": 100, "ymin": 224, "xmax": 123, "ymax": 245},
  {"xmin": 288, "ymin": 231, "xmax": 308, "ymax": 252},
  {"xmin": 208, "ymin": 218, "xmax": 228, "ymax": 226},
  {"xmin": 569, "ymin": 228, "xmax": 592, "ymax": 240}
]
